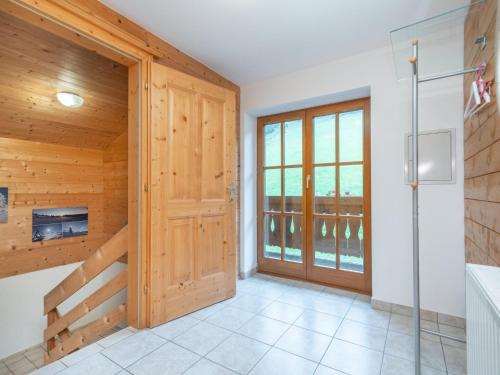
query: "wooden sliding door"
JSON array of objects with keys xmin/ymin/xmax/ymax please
[
  {"xmin": 257, "ymin": 98, "xmax": 371, "ymax": 293},
  {"xmin": 149, "ymin": 62, "xmax": 237, "ymax": 326}
]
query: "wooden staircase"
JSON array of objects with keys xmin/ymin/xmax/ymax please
[{"xmin": 43, "ymin": 225, "xmax": 129, "ymax": 364}]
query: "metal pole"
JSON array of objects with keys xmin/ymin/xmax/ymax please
[
  {"xmin": 411, "ymin": 40, "xmax": 421, "ymax": 375},
  {"xmin": 418, "ymin": 66, "xmax": 483, "ymax": 83},
  {"xmin": 421, "ymin": 328, "xmax": 466, "ymax": 343}
]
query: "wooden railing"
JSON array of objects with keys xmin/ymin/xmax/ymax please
[
  {"xmin": 43, "ymin": 225, "xmax": 128, "ymax": 364},
  {"xmin": 265, "ymin": 196, "xmax": 365, "ymax": 255}
]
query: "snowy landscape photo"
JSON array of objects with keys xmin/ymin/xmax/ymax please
[{"xmin": 32, "ymin": 207, "xmax": 88, "ymax": 242}]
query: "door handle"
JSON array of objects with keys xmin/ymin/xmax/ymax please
[
  {"xmin": 227, "ymin": 182, "xmax": 237, "ymax": 202},
  {"xmin": 306, "ymin": 174, "xmax": 311, "ymax": 189}
]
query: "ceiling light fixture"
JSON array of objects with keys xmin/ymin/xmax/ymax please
[{"xmin": 56, "ymin": 92, "xmax": 84, "ymax": 108}]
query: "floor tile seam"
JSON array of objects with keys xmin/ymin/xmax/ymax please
[
  {"xmin": 5, "ymin": 354, "xmax": 34, "ymax": 371},
  {"xmin": 242, "ymin": 342, "xmax": 273, "ymax": 375},
  {"xmin": 316, "ymin": 296, "xmax": 352, "ymax": 368},
  {"xmin": 264, "ymin": 299, "xmax": 349, "ymax": 320},
  {"xmin": 342, "ymin": 317, "xmax": 390, "ymax": 332},
  {"xmin": 100, "ymin": 337, "xmax": 172, "ymax": 371},
  {"xmin": 382, "ymin": 345, "xmax": 449, "ymax": 373},
  {"xmin": 178, "ymin": 356, "xmax": 204, "ymax": 375},
  {"xmin": 150, "ymin": 319, "xmax": 204, "ymax": 341},
  {"xmin": 439, "ymin": 336, "xmax": 449, "ymax": 375},
  {"xmin": 378, "ymin": 315, "xmax": 391, "ymax": 375}
]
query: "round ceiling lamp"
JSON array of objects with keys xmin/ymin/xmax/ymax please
[{"xmin": 56, "ymin": 92, "xmax": 84, "ymax": 108}]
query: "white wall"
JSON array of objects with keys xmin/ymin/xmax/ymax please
[
  {"xmin": 0, "ymin": 262, "xmax": 127, "ymax": 359},
  {"xmin": 239, "ymin": 45, "xmax": 466, "ymax": 317}
]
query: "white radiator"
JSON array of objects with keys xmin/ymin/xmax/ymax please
[{"xmin": 466, "ymin": 264, "xmax": 500, "ymax": 375}]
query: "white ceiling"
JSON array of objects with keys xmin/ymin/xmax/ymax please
[{"xmin": 101, "ymin": 0, "xmax": 469, "ymax": 85}]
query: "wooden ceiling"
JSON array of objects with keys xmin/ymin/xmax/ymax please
[{"xmin": 0, "ymin": 11, "xmax": 128, "ymax": 150}]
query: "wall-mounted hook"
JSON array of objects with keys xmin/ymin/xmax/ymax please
[{"xmin": 475, "ymin": 34, "xmax": 487, "ymax": 50}]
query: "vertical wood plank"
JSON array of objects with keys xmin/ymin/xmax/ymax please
[{"xmin": 464, "ymin": 0, "xmax": 499, "ymax": 267}]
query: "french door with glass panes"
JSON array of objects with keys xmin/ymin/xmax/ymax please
[{"xmin": 257, "ymin": 98, "xmax": 371, "ymax": 293}]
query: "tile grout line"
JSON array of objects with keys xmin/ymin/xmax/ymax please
[
  {"xmin": 378, "ymin": 310, "xmax": 392, "ymax": 375},
  {"xmin": 22, "ymin": 351, "xmax": 39, "ymax": 371},
  {"xmin": 314, "ymin": 291, "xmax": 356, "ymax": 374},
  {"xmin": 440, "ymin": 335, "xmax": 450, "ymax": 375},
  {"xmin": 192, "ymin": 279, "xmax": 317, "ymax": 373},
  {"xmin": 193, "ymin": 281, "xmax": 365, "ymax": 373},
  {"xmin": 181, "ymin": 305, "xmax": 268, "ymax": 373},
  {"xmin": 36, "ymin": 276, "xmax": 458, "ymax": 375},
  {"xmin": 198, "ymin": 284, "xmax": 286, "ymax": 374},
  {"xmin": 242, "ymin": 291, "xmax": 322, "ymax": 374},
  {"xmin": 100, "ymin": 332, "xmax": 173, "ymax": 372}
]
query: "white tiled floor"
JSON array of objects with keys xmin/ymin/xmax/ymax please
[
  {"xmin": 0, "ymin": 326, "xmax": 124, "ymax": 375},
  {"xmin": 21, "ymin": 274, "xmax": 466, "ymax": 375}
]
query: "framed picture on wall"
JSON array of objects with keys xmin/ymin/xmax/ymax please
[
  {"xmin": 0, "ymin": 187, "xmax": 7, "ymax": 224},
  {"xmin": 32, "ymin": 207, "xmax": 88, "ymax": 242}
]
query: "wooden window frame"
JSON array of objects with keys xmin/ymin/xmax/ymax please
[{"xmin": 257, "ymin": 98, "xmax": 372, "ymax": 294}]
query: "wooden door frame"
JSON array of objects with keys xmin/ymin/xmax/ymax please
[
  {"xmin": 257, "ymin": 98, "xmax": 372, "ymax": 294},
  {"xmin": 2, "ymin": 0, "xmax": 154, "ymax": 327}
]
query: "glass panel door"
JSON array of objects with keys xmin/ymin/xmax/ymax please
[
  {"xmin": 306, "ymin": 102, "xmax": 370, "ymax": 292},
  {"xmin": 258, "ymin": 113, "xmax": 306, "ymax": 278},
  {"xmin": 258, "ymin": 99, "xmax": 371, "ymax": 293}
]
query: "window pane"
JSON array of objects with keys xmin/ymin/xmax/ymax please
[
  {"xmin": 339, "ymin": 165, "xmax": 363, "ymax": 216},
  {"xmin": 313, "ymin": 217, "xmax": 336, "ymax": 268},
  {"xmin": 264, "ymin": 122, "xmax": 281, "ymax": 167},
  {"xmin": 264, "ymin": 169, "xmax": 281, "ymax": 212},
  {"xmin": 314, "ymin": 114, "xmax": 335, "ymax": 164},
  {"xmin": 339, "ymin": 217, "xmax": 364, "ymax": 272},
  {"xmin": 314, "ymin": 166, "xmax": 336, "ymax": 215},
  {"xmin": 339, "ymin": 110, "xmax": 363, "ymax": 162},
  {"xmin": 284, "ymin": 167, "xmax": 302, "ymax": 212},
  {"xmin": 284, "ymin": 214, "xmax": 302, "ymax": 263},
  {"xmin": 284, "ymin": 120, "xmax": 302, "ymax": 165},
  {"xmin": 264, "ymin": 214, "xmax": 281, "ymax": 260}
]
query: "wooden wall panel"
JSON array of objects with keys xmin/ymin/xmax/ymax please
[
  {"xmin": 0, "ymin": 10, "xmax": 128, "ymax": 150},
  {"xmin": 103, "ymin": 131, "xmax": 128, "ymax": 240},
  {"xmin": 464, "ymin": 0, "xmax": 500, "ymax": 266},
  {"xmin": 0, "ymin": 137, "xmax": 106, "ymax": 278}
]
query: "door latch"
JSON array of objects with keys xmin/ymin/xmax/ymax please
[{"xmin": 227, "ymin": 182, "xmax": 237, "ymax": 202}]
